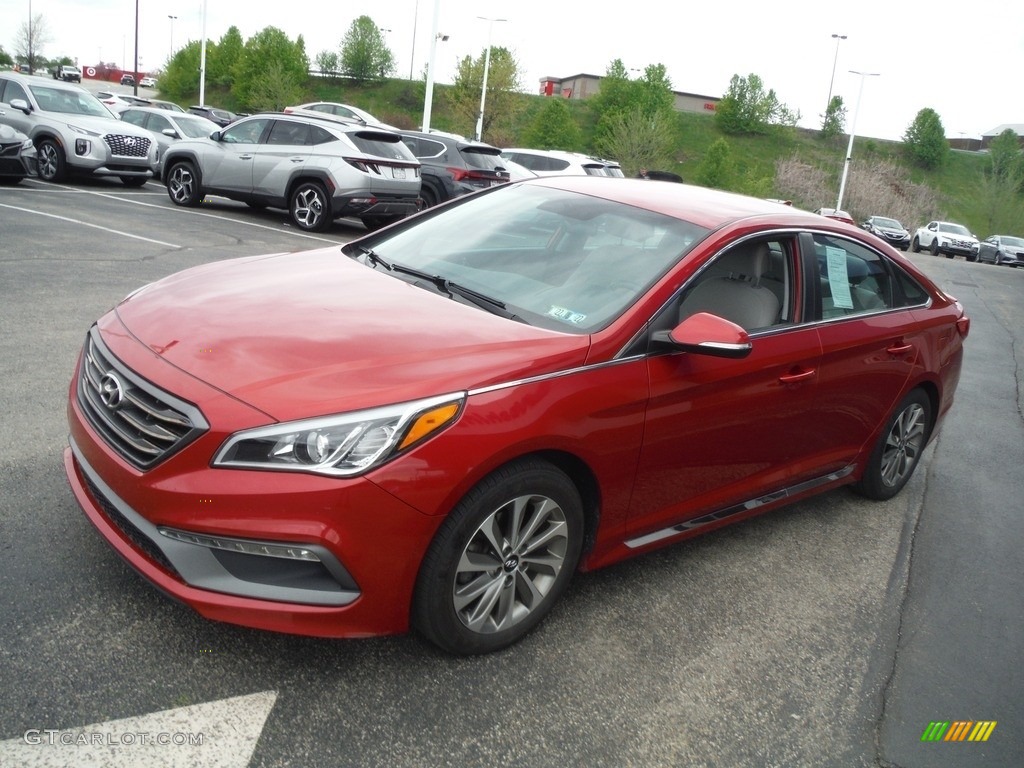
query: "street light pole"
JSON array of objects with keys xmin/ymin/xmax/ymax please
[
  {"xmin": 825, "ymin": 33, "xmax": 847, "ymax": 117},
  {"xmin": 409, "ymin": 0, "xmax": 418, "ymax": 80},
  {"xmin": 421, "ymin": 0, "xmax": 445, "ymax": 132},
  {"xmin": 199, "ymin": 0, "xmax": 208, "ymax": 106},
  {"xmin": 836, "ymin": 70, "xmax": 880, "ymax": 212},
  {"xmin": 168, "ymin": 15, "xmax": 178, "ymax": 61},
  {"xmin": 474, "ymin": 16, "xmax": 507, "ymax": 142}
]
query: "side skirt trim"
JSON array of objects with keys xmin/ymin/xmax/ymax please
[{"xmin": 624, "ymin": 465, "xmax": 856, "ymax": 550}]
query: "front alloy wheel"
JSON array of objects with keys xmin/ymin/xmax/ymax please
[
  {"xmin": 414, "ymin": 460, "xmax": 583, "ymax": 655},
  {"xmin": 36, "ymin": 138, "xmax": 67, "ymax": 182},
  {"xmin": 166, "ymin": 162, "xmax": 202, "ymax": 206},
  {"xmin": 854, "ymin": 389, "xmax": 932, "ymax": 500},
  {"xmin": 290, "ymin": 181, "xmax": 330, "ymax": 232}
]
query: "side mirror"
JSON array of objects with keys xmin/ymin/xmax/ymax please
[
  {"xmin": 653, "ymin": 312, "xmax": 753, "ymax": 359},
  {"xmin": 209, "ymin": 130, "xmax": 222, "ymax": 141},
  {"xmin": 10, "ymin": 98, "xmax": 31, "ymax": 115},
  {"xmin": 162, "ymin": 128, "xmax": 179, "ymax": 139}
]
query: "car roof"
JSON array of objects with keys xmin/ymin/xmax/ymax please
[
  {"xmin": 2, "ymin": 71, "xmax": 86, "ymax": 92},
  {"xmin": 401, "ymin": 129, "xmax": 499, "ymax": 149},
  {"xmin": 523, "ymin": 176, "xmax": 842, "ymax": 231}
]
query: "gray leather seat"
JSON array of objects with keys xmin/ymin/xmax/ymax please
[{"xmin": 679, "ymin": 243, "xmax": 781, "ymax": 330}]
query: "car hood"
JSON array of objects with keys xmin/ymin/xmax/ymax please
[
  {"xmin": 44, "ymin": 111, "xmax": 151, "ymax": 138},
  {"xmin": 113, "ymin": 247, "xmax": 591, "ymax": 422}
]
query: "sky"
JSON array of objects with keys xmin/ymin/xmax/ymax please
[{"xmin": 4, "ymin": 0, "xmax": 1022, "ymax": 142}]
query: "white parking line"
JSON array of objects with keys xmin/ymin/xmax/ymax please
[
  {"xmin": 0, "ymin": 202, "xmax": 182, "ymax": 248},
  {"xmin": 0, "ymin": 690, "xmax": 277, "ymax": 768},
  {"xmin": 5, "ymin": 181, "xmax": 346, "ymax": 245}
]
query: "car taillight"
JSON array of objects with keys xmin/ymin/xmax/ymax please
[{"xmin": 448, "ymin": 167, "xmax": 508, "ymax": 183}]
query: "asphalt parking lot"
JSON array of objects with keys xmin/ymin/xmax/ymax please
[{"xmin": 0, "ymin": 176, "xmax": 1021, "ymax": 767}]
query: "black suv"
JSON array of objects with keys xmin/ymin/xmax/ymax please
[
  {"xmin": 188, "ymin": 105, "xmax": 238, "ymax": 127},
  {"xmin": 398, "ymin": 131, "xmax": 510, "ymax": 207}
]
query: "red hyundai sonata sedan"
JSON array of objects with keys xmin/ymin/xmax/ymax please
[{"xmin": 64, "ymin": 178, "xmax": 969, "ymax": 654}]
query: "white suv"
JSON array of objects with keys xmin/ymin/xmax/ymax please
[
  {"xmin": 162, "ymin": 112, "xmax": 422, "ymax": 231},
  {"xmin": 0, "ymin": 72, "xmax": 155, "ymax": 185},
  {"xmin": 500, "ymin": 148, "xmax": 624, "ymax": 177},
  {"xmin": 911, "ymin": 221, "xmax": 980, "ymax": 261}
]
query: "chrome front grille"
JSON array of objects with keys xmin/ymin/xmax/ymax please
[
  {"xmin": 77, "ymin": 329, "xmax": 207, "ymax": 468},
  {"xmin": 104, "ymin": 134, "xmax": 151, "ymax": 158}
]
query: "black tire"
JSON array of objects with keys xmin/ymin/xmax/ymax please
[
  {"xmin": 853, "ymin": 389, "xmax": 932, "ymax": 501},
  {"xmin": 419, "ymin": 182, "xmax": 440, "ymax": 209},
  {"xmin": 413, "ymin": 459, "xmax": 584, "ymax": 655},
  {"xmin": 911, "ymin": 236, "xmax": 920, "ymax": 253},
  {"xmin": 930, "ymin": 239, "xmax": 940, "ymax": 256},
  {"xmin": 36, "ymin": 138, "xmax": 67, "ymax": 182},
  {"xmin": 289, "ymin": 180, "xmax": 331, "ymax": 232},
  {"xmin": 165, "ymin": 161, "xmax": 203, "ymax": 206},
  {"xmin": 120, "ymin": 176, "xmax": 148, "ymax": 187}
]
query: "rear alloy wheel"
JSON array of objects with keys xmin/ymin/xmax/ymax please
[
  {"xmin": 413, "ymin": 459, "xmax": 583, "ymax": 655},
  {"xmin": 911, "ymin": 236, "xmax": 920, "ymax": 253},
  {"xmin": 36, "ymin": 138, "xmax": 67, "ymax": 182},
  {"xmin": 290, "ymin": 181, "xmax": 331, "ymax": 232},
  {"xmin": 853, "ymin": 389, "xmax": 932, "ymax": 501},
  {"xmin": 166, "ymin": 161, "xmax": 203, "ymax": 206}
]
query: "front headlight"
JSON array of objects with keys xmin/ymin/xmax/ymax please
[
  {"xmin": 68, "ymin": 123, "xmax": 102, "ymax": 138},
  {"xmin": 213, "ymin": 393, "xmax": 464, "ymax": 477}
]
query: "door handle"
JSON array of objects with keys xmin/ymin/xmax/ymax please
[
  {"xmin": 886, "ymin": 343, "xmax": 913, "ymax": 355},
  {"xmin": 779, "ymin": 368, "xmax": 816, "ymax": 384},
  {"xmin": 237, "ymin": 154, "xmax": 254, "ymax": 161}
]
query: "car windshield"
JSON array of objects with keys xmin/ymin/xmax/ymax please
[
  {"xmin": 29, "ymin": 84, "xmax": 112, "ymax": 117},
  {"xmin": 939, "ymin": 223, "xmax": 971, "ymax": 236},
  {"xmin": 1000, "ymin": 236, "xmax": 1024, "ymax": 247},
  {"xmin": 351, "ymin": 184, "xmax": 709, "ymax": 333},
  {"xmin": 874, "ymin": 217, "xmax": 903, "ymax": 229},
  {"xmin": 175, "ymin": 115, "xmax": 219, "ymax": 138}
]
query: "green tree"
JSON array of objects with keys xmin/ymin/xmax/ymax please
[
  {"xmin": 820, "ymin": 95, "xmax": 846, "ymax": 139},
  {"xmin": 209, "ymin": 27, "xmax": 244, "ymax": 88},
  {"xmin": 340, "ymin": 16, "xmax": 395, "ymax": 84},
  {"xmin": 694, "ymin": 137, "xmax": 735, "ymax": 189},
  {"xmin": 233, "ymin": 27, "xmax": 309, "ymax": 111},
  {"xmin": 595, "ymin": 110, "xmax": 675, "ymax": 177},
  {"xmin": 977, "ymin": 129, "xmax": 1024, "ymax": 233},
  {"xmin": 448, "ymin": 46, "xmax": 523, "ymax": 141},
  {"xmin": 715, "ymin": 73, "xmax": 798, "ymax": 135},
  {"xmin": 590, "ymin": 59, "xmax": 675, "ymax": 149},
  {"xmin": 903, "ymin": 108, "xmax": 948, "ymax": 169},
  {"xmin": 521, "ymin": 98, "xmax": 582, "ymax": 150},
  {"xmin": 0, "ymin": 46, "xmax": 12, "ymax": 68},
  {"xmin": 244, "ymin": 61, "xmax": 306, "ymax": 112},
  {"xmin": 315, "ymin": 50, "xmax": 339, "ymax": 77},
  {"xmin": 988, "ymin": 128, "xmax": 1023, "ymax": 182},
  {"xmin": 159, "ymin": 41, "xmax": 204, "ymax": 102}
]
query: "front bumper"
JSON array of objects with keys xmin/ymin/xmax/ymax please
[{"xmin": 64, "ymin": 337, "xmax": 444, "ymax": 638}]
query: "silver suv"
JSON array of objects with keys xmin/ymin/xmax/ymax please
[
  {"xmin": 0, "ymin": 71, "xmax": 155, "ymax": 185},
  {"xmin": 162, "ymin": 112, "xmax": 422, "ymax": 231}
]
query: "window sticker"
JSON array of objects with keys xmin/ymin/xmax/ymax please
[
  {"xmin": 825, "ymin": 246, "xmax": 854, "ymax": 309},
  {"xmin": 547, "ymin": 306, "xmax": 587, "ymax": 325}
]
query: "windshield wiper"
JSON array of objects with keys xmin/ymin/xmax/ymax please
[{"xmin": 355, "ymin": 245, "xmax": 520, "ymax": 320}]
